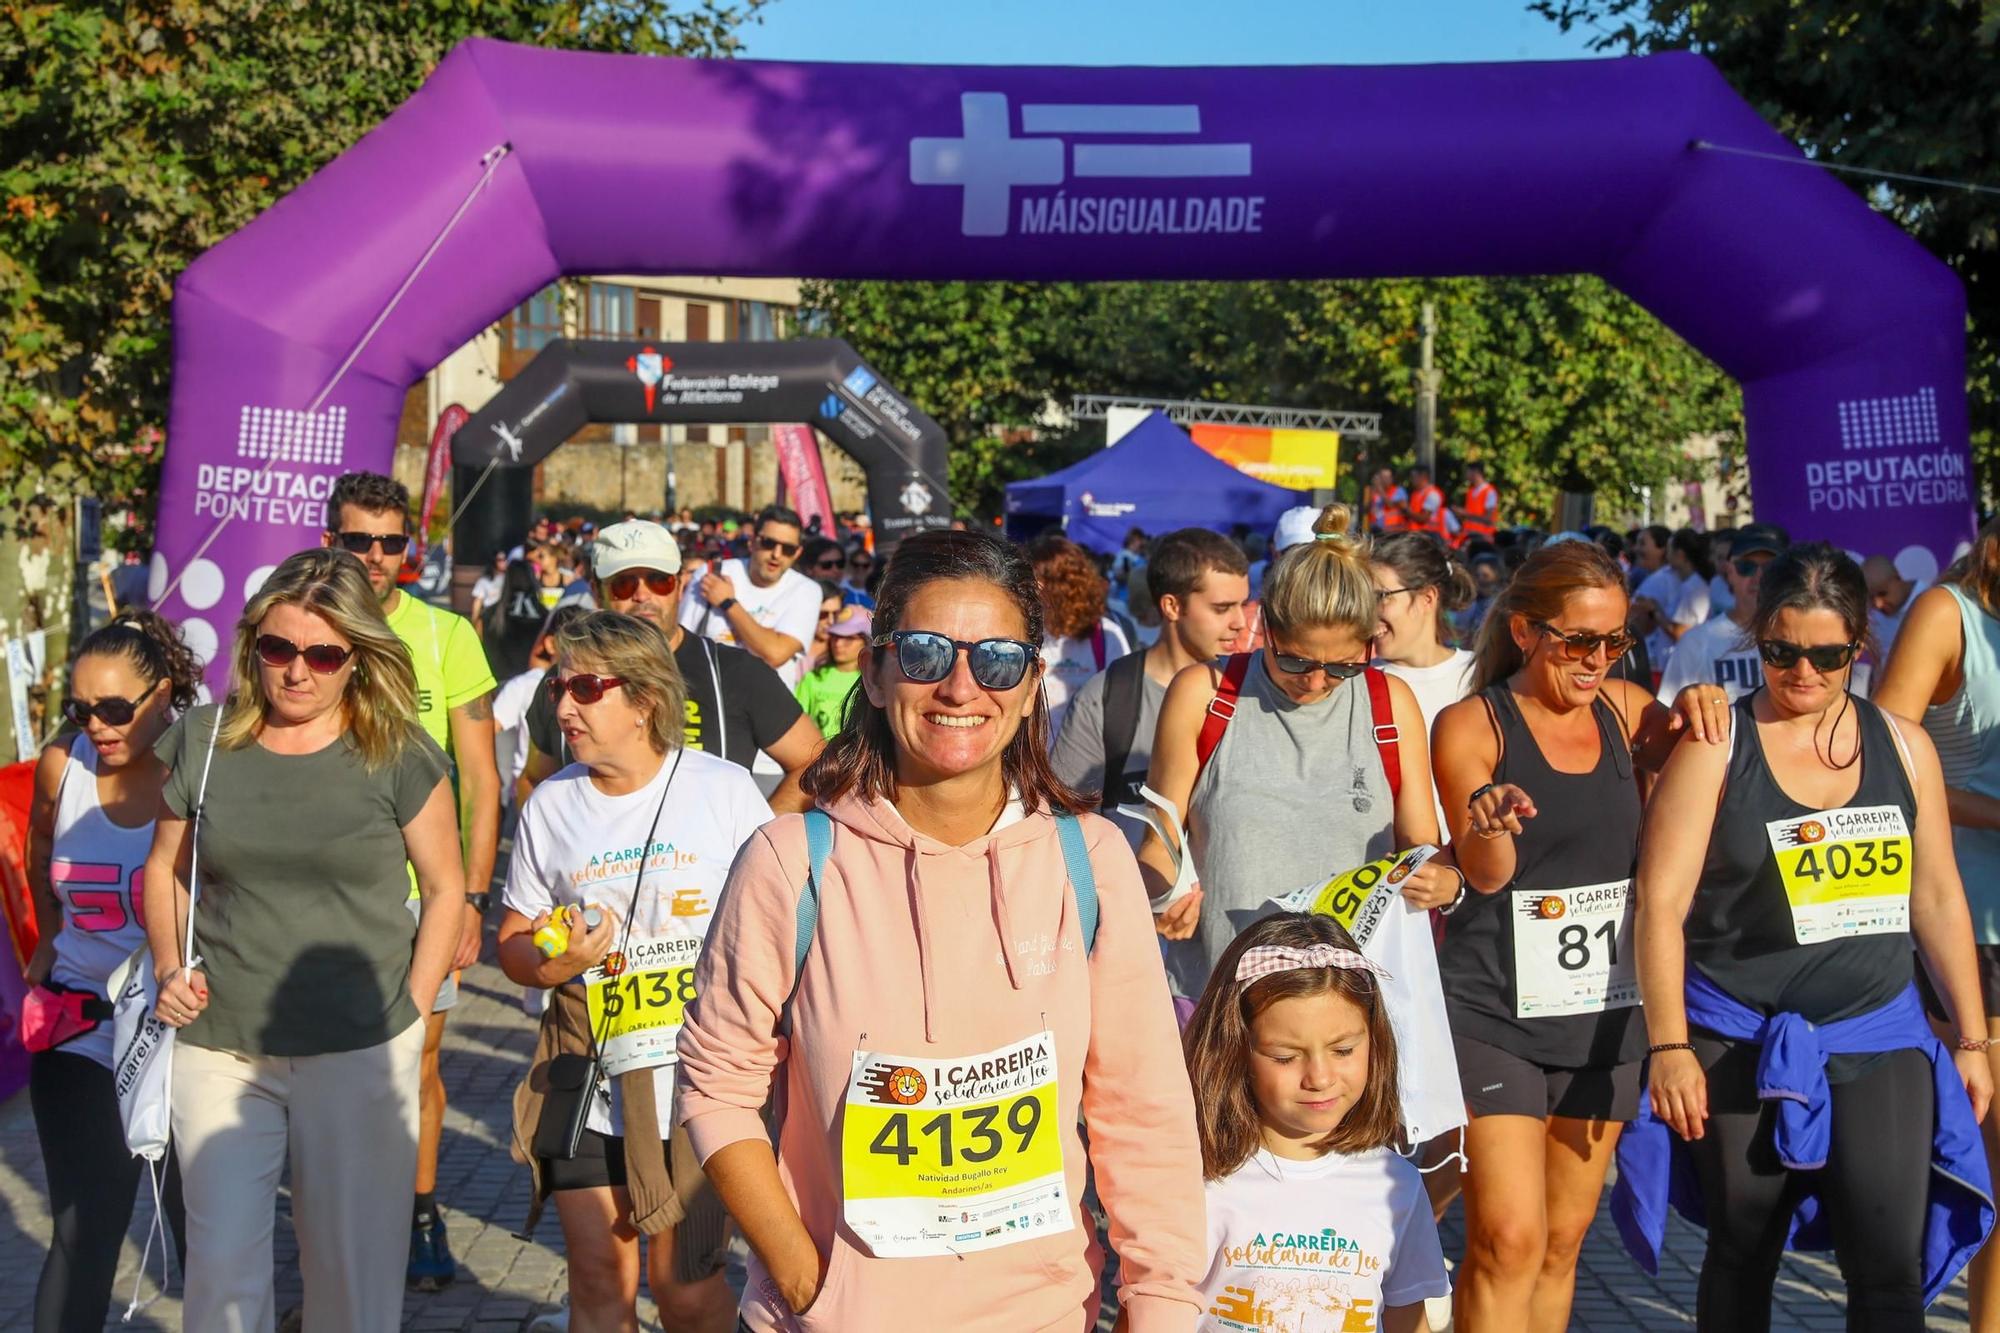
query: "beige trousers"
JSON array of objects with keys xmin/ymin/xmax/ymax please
[{"xmin": 171, "ymin": 1020, "xmax": 424, "ymax": 1333}]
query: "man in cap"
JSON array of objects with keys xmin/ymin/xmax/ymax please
[
  {"xmin": 521, "ymin": 520, "xmax": 822, "ymax": 813},
  {"xmin": 1655, "ymin": 522, "xmax": 1789, "ymax": 705}
]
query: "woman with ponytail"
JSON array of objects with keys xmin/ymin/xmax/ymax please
[
  {"xmin": 1136, "ymin": 504, "xmax": 1463, "ymax": 999},
  {"xmin": 1371, "ymin": 532, "xmax": 1479, "ymax": 827},
  {"xmin": 23, "ymin": 610, "xmax": 199, "ymax": 1331},
  {"xmin": 1430, "ymin": 538, "xmax": 1721, "ymax": 1332},
  {"xmin": 1874, "ymin": 515, "xmax": 2000, "ymax": 1329}
]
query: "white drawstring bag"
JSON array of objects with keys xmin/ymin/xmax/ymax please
[{"xmin": 106, "ymin": 711, "xmax": 219, "ymax": 1317}]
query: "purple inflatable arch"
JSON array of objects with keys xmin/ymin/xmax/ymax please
[{"xmin": 154, "ymin": 39, "xmax": 1972, "ymax": 676}]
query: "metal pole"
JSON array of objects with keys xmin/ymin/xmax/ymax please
[{"xmin": 1414, "ymin": 301, "xmax": 1439, "ymax": 473}]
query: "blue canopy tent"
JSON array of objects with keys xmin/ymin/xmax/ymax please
[{"xmin": 1004, "ymin": 412, "xmax": 1313, "ymax": 553}]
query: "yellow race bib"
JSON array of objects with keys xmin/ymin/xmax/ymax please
[
  {"xmin": 841, "ymin": 1031, "xmax": 1071, "ymax": 1258},
  {"xmin": 1764, "ymin": 805, "xmax": 1911, "ymax": 946},
  {"xmin": 1277, "ymin": 846, "xmax": 1437, "ymax": 947},
  {"xmin": 582, "ymin": 934, "xmax": 703, "ymax": 1078}
]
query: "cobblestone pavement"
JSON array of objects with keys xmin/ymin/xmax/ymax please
[{"xmin": 0, "ymin": 946, "xmax": 1971, "ymax": 1330}]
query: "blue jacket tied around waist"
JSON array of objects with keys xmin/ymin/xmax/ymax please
[{"xmin": 1611, "ymin": 970, "xmax": 1993, "ymax": 1305}]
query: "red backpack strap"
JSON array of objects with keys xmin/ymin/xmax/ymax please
[
  {"xmin": 1090, "ymin": 621, "xmax": 1107, "ymax": 672},
  {"xmin": 1195, "ymin": 653, "xmax": 1254, "ymax": 775},
  {"xmin": 1364, "ymin": 667, "xmax": 1402, "ymax": 802}
]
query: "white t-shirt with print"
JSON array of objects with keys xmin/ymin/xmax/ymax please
[
  {"xmin": 1655, "ymin": 614, "xmax": 1762, "ymax": 705},
  {"xmin": 679, "ymin": 559, "xmax": 823, "ymax": 689},
  {"xmin": 1042, "ymin": 618, "xmax": 1134, "ymax": 733},
  {"xmin": 503, "ymin": 747, "xmax": 772, "ymax": 1135},
  {"xmin": 1672, "ymin": 571, "xmax": 1712, "ymax": 631},
  {"xmin": 1198, "ymin": 1147, "xmax": 1449, "ymax": 1332},
  {"xmin": 1634, "ymin": 564, "xmax": 1680, "ymax": 674}
]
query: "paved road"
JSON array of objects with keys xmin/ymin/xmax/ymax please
[{"xmin": 0, "ymin": 950, "xmax": 1970, "ymax": 1330}]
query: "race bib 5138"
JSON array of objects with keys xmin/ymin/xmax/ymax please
[{"xmin": 583, "ymin": 934, "xmax": 703, "ymax": 1078}]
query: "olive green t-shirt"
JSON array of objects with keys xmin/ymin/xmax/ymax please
[{"xmin": 157, "ymin": 705, "xmax": 449, "ymax": 1057}]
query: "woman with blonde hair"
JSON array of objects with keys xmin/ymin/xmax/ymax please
[
  {"xmin": 145, "ymin": 547, "xmax": 464, "ymax": 1331},
  {"xmin": 1137, "ymin": 503, "xmax": 1462, "ymax": 999},
  {"xmin": 498, "ymin": 611, "xmax": 770, "ymax": 1333},
  {"xmin": 1430, "ymin": 538, "xmax": 1721, "ymax": 1332}
]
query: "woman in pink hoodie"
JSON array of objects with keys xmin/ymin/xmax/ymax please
[{"xmin": 677, "ymin": 529, "xmax": 1205, "ymax": 1332}]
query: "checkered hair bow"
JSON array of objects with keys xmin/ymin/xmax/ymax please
[{"xmin": 1233, "ymin": 943, "xmax": 1391, "ymax": 988}]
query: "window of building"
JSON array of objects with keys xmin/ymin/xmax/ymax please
[
  {"xmin": 586, "ymin": 282, "xmax": 636, "ymax": 339},
  {"xmin": 509, "ymin": 286, "xmax": 563, "ymax": 351},
  {"xmin": 740, "ymin": 300, "xmax": 779, "ymax": 341}
]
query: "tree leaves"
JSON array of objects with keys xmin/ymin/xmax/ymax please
[
  {"xmin": 0, "ymin": 0, "xmax": 767, "ymax": 538},
  {"xmin": 805, "ymin": 276, "xmax": 1741, "ymax": 525}
]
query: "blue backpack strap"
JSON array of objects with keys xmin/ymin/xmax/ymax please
[
  {"xmin": 793, "ymin": 809, "xmax": 834, "ymax": 981},
  {"xmin": 1056, "ymin": 812, "xmax": 1098, "ymax": 957}
]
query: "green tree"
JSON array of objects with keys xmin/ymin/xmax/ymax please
[
  {"xmin": 805, "ymin": 276, "xmax": 1740, "ymax": 524},
  {"xmin": 1530, "ymin": 0, "xmax": 2000, "ymax": 488},
  {"xmin": 0, "ymin": 0, "xmax": 766, "ymax": 528}
]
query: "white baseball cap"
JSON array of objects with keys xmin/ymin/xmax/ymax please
[
  {"xmin": 1272, "ymin": 506, "xmax": 1324, "ymax": 553},
  {"xmin": 592, "ymin": 519, "xmax": 683, "ymax": 579}
]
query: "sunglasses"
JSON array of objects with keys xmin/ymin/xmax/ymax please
[
  {"xmin": 255, "ymin": 634, "xmax": 354, "ymax": 674},
  {"xmin": 872, "ymin": 630, "xmax": 1038, "ymax": 691},
  {"xmin": 1732, "ymin": 556, "xmax": 1773, "ymax": 577},
  {"xmin": 755, "ymin": 536, "xmax": 801, "ymax": 557},
  {"xmin": 812, "ymin": 558, "xmax": 845, "ymax": 573},
  {"xmin": 62, "ymin": 681, "xmax": 160, "ymax": 729},
  {"xmin": 1757, "ymin": 639, "xmax": 1859, "ymax": 672},
  {"xmin": 546, "ymin": 673, "xmax": 626, "ymax": 705},
  {"xmin": 605, "ymin": 569, "xmax": 676, "ymax": 601},
  {"xmin": 1269, "ymin": 650, "xmax": 1367, "ymax": 680},
  {"xmin": 1532, "ymin": 622, "xmax": 1635, "ymax": 663},
  {"xmin": 850, "ymin": 554, "xmax": 874, "ymax": 569},
  {"xmin": 332, "ymin": 531, "xmax": 410, "ymax": 556}
]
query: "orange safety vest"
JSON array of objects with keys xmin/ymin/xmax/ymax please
[
  {"xmin": 1407, "ymin": 483, "xmax": 1448, "ymax": 538},
  {"xmin": 1370, "ymin": 485, "xmax": 1410, "ymax": 533},
  {"xmin": 1459, "ymin": 481, "xmax": 1499, "ymax": 545}
]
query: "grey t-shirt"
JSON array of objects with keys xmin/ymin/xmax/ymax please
[
  {"xmin": 158, "ymin": 705, "xmax": 449, "ymax": 1057},
  {"xmin": 1050, "ymin": 664, "xmax": 1168, "ymax": 850}
]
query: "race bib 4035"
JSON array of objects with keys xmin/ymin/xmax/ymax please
[
  {"xmin": 1512, "ymin": 879, "xmax": 1638, "ymax": 1020},
  {"xmin": 841, "ymin": 1031, "xmax": 1071, "ymax": 1259},
  {"xmin": 1764, "ymin": 805, "xmax": 1911, "ymax": 946}
]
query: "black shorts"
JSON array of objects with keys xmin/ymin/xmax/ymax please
[
  {"xmin": 1454, "ymin": 1032, "xmax": 1642, "ymax": 1122},
  {"xmin": 540, "ymin": 1127, "xmax": 728, "ymax": 1282},
  {"xmin": 1918, "ymin": 943, "xmax": 2000, "ymax": 1023}
]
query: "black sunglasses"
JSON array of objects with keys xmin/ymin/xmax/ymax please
[
  {"xmin": 1733, "ymin": 555, "xmax": 1773, "ymax": 577},
  {"xmin": 62, "ymin": 680, "xmax": 161, "ymax": 729},
  {"xmin": 812, "ymin": 557, "xmax": 846, "ymax": 572},
  {"xmin": 255, "ymin": 634, "xmax": 353, "ymax": 674},
  {"xmin": 1758, "ymin": 639, "xmax": 1859, "ymax": 672},
  {"xmin": 872, "ymin": 630, "xmax": 1038, "ymax": 690},
  {"xmin": 756, "ymin": 536, "xmax": 801, "ymax": 557},
  {"xmin": 1532, "ymin": 622, "xmax": 1634, "ymax": 663},
  {"xmin": 1269, "ymin": 649, "xmax": 1367, "ymax": 680},
  {"xmin": 546, "ymin": 673, "xmax": 626, "ymax": 705},
  {"xmin": 332, "ymin": 530, "xmax": 410, "ymax": 556}
]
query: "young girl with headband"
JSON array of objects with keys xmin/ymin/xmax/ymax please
[{"xmin": 1183, "ymin": 912, "xmax": 1449, "ymax": 1332}]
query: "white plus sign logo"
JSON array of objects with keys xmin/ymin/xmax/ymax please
[{"xmin": 910, "ymin": 93, "xmax": 1062, "ymax": 237}]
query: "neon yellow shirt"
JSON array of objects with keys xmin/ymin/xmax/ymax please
[{"xmin": 385, "ymin": 591, "xmax": 496, "ymax": 758}]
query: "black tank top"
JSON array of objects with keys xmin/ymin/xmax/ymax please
[
  {"xmin": 1687, "ymin": 693, "xmax": 1917, "ymax": 1031},
  {"xmin": 1439, "ymin": 685, "xmax": 1647, "ymax": 1068}
]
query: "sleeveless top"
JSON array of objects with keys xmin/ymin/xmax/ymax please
[
  {"xmin": 1439, "ymin": 685, "xmax": 1646, "ymax": 1068},
  {"xmin": 1688, "ymin": 694, "xmax": 1917, "ymax": 1051},
  {"xmin": 1171, "ymin": 653, "xmax": 1394, "ymax": 998},
  {"xmin": 48, "ymin": 735, "xmax": 157, "ymax": 1069},
  {"xmin": 1920, "ymin": 584, "xmax": 2000, "ymax": 944}
]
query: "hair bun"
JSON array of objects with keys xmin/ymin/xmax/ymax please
[{"xmin": 1312, "ymin": 503, "xmax": 1355, "ymax": 542}]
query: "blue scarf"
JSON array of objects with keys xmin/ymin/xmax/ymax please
[{"xmin": 1611, "ymin": 971, "xmax": 1993, "ymax": 1305}]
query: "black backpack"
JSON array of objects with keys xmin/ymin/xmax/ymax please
[{"xmin": 1097, "ymin": 651, "xmax": 1151, "ymax": 809}]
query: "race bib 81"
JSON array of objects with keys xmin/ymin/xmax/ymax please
[{"xmin": 1512, "ymin": 879, "xmax": 1638, "ymax": 1020}]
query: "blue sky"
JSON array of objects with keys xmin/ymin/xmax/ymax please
[{"xmin": 739, "ymin": 0, "xmax": 1605, "ymax": 67}]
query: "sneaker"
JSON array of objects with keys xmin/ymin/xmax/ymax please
[{"xmin": 407, "ymin": 1209, "xmax": 456, "ymax": 1291}]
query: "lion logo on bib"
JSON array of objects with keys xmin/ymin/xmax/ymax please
[
  {"xmin": 1792, "ymin": 820, "xmax": 1827, "ymax": 845},
  {"xmin": 859, "ymin": 1064, "xmax": 928, "ymax": 1105},
  {"xmin": 1537, "ymin": 896, "xmax": 1566, "ymax": 920}
]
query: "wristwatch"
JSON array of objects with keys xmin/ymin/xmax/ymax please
[{"xmin": 716, "ymin": 597, "xmax": 739, "ymax": 615}]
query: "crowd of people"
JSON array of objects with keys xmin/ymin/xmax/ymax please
[{"xmin": 16, "ymin": 466, "xmax": 2000, "ymax": 1333}]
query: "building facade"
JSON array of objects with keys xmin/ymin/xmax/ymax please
[{"xmin": 394, "ymin": 275, "xmax": 868, "ymax": 520}]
